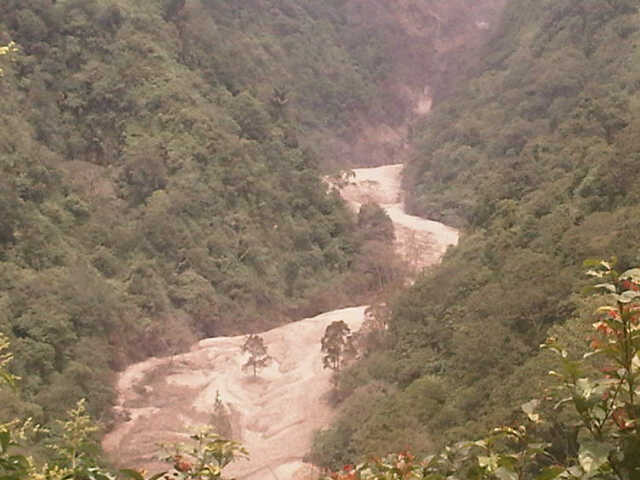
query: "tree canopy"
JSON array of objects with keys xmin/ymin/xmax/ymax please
[
  {"xmin": 321, "ymin": 321, "xmax": 354, "ymax": 372},
  {"xmin": 311, "ymin": 0, "xmax": 640, "ymax": 469},
  {"xmin": 0, "ymin": 0, "xmax": 414, "ymax": 428},
  {"xmin": 241, "ymin": 334, "xmax": 271, "ymax": 378}
]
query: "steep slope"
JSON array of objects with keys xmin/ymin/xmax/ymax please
[
  {"xmin": 0, "ymin": 0, "xmax": 506, "ymax": 428},
  {"xmin": 102, "ymin": 163, "xmax": 457, "ymax": 479},
  {"xmin": 405, "ymin": 0, "xmax": 640, "ymax": 227},
  {"xmin": 0, "ymin": 4, "xmax": 516, "ymax": 476},
  {"xmin": 315, "ymin": 0, "xmax": 507, "ymax": 168},
  {"xmin": 311, "ymin": 0, "xmax": 640, "ymax": 468},
  {"xmin": 0, "ymin": 0, "xmax": 381, "ymax": 425}
]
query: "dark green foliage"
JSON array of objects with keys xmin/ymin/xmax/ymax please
[
  {"xmin": 312, "ymin": 0, "xmax": 640, "ymax": 469},
  {"xmin": 241, "ymin": 334, "xmax": 271, "ymax": 377},
  {"xmin": 0, "ymin": 0, "xmax": 407, "ymax": 429},
  {"xmin": 323, "ymin": 265, "xmax": 640, "ymax": 479},
  {"xmin": 321, "ymin": 321, "xmax": 353, "ymax": 372},
  {"xmin": 357, "ymin": 203, "xmax": 394, "ymax": 243},
  {"xmin": 0, "ymin": 182, "xmax": 19, "ymax": 246},
  {"xmin": 350, "ymin": 203, "xmax": 402, "ymax": 292},
  {"xmin": 405, "ymin": 0, "xmax": 640, "ymax": 227}
]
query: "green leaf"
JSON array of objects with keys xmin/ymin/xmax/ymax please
[
  {"xmin": 478, "ymin": 455, "xmax": 498, "ymax": 470},
  {"xmin": 620, "ymin": 268, "xmax": 640, "ymax": 283},
  {"xmin": 470, "ymin": 440, "xmax": 488, "ymax": 449},
  {"xmin": 521, "ymin": 399, "xmax": 541, "ymax": 423},
  {"xmin": 576, "ymin": 377, "xmax": 596, "ymax": 399},
  {"xmin": 632, "ymin": 355, "xmax": 640, "ymax": 371},
  {"xmin": 578, "ymin": 441, "xmax": 610, "ymax": 474},
  {"xmin": 535, "ymin": 465, "xmax": 564, "ymax": 480},
  {"xmin": 3, "ymin": 454, "xmax": 30, "ymax": 473},
  {"xmin": 0, "ymin": 370, "xmax": 16, "ymax": 390},
  {"xmin": 582, "ymin": 350, "xmax": 604, "ymax": 360},
  {"xmin": 0, "ymin": 431, "xmax": 9, "ymax": 454},
  {"xmin": 526, "ymin": 443, "xmax": 551, "ymax": 456},
  {"xmin": 614, "ymin": 291, "xmax": 640, "ymax": 304},
  {"xmin": 593, "ymin": 283, "xmax": 616, "ymax": 293},
  {"xmin": 586, "ymin": 269, "xmax": 605, "ymax": 278},
  {"xmin": 567, "ymin": 465, "xmax": 583, "ymax": 477},
  {"xmin": 583, "ymin": 259, "xmax": 603, "ymax": 269},
  {"xmin": 596, "ymin": 305, "xmax": 618, "ymax": 313},
  {"xmin": 495, "ymin": 466, "xmax": 518, "ymax": 480},
  {"xmin": 553, "ymin": 396, "xmax": 572, "ymax": 410},
  {"xmin": 119, "ymin": 469, "xmax": 145, "ymax": 480},
  {"xmin": 87, "ymin": 467, "xmax": 115, "ymax": 480},
  {"xmin": 592, "ymin": 406, "xmax": 607, "ymax": 422}
]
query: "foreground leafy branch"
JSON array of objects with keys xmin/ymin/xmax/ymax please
[
  {"xmin": 159, "ymin": 427, "xmax": 247, "ymax": 480},
  {"xmin": 323, "ymin": 260, "xmax": 640, "ymax": 480},
  {"xmin": 0, "ymin": 334, "xmax": 246, "ymax": 480}
]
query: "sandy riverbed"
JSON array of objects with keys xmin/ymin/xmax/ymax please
[{"xmin": 102, "ymin": 163, "xmax": 458, "ymax": 480}]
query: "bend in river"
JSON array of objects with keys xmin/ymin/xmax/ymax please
[{"xmin": 102, "ymin": 164, "xmax": 459, "ymax": 480}]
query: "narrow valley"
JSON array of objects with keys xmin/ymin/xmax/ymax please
[{"xmin": 102, "ymin": 161, "xmax": 458, "ymax": 479}]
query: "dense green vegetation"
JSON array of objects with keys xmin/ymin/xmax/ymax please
[
  {"xmin": 7, "ymin": 0, "xmax": 640, "ymax": 476},
  {"xmin": 0, "ymin": 0, "xmax": 508, "ymax": 435},
  {"xmin": 2, "ymin": 265, "xmax": 640, "ymax": 480},
  {"xmin": 0, "ymin": 0, "xmax": 416, "ymax": 428},
  {"xmin": 320, "ymin": 263, "xmax": 640, "ymax": 479},
  {"xmin": 311, "ymin": 0, "xmax": 640, "ymax": 469}
]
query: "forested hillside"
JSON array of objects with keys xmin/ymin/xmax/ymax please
[
  {"xmin": 0, "ymin": 0, "xmax": 400, "ymax": 427},
  {"xmin": 0, "ymin": 0, "xmax": 508, "ymax": 432},
  {"xmin": 311, "ymin": 0, "xmax": 640, "ymax": 469},
  {"xmin": 9, "ymin": 0, "xmax": 639, "ymax": 478}
]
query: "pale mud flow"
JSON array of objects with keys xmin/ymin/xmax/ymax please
[
  {"xmin": 103, "ymin": 113, "xmax": 458, "ymax": 479},
  {"xmin": 102, "ymin": 306, "xmax": 369, "ymax": 480},
  {"xmin": 340, "ymin": 164, "xmax": 458, "ymax": 269}
]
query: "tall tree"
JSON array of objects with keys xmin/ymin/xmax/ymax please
[
  {"xmin": 357, "ymin": 202, "xmax": 394, "ymax": 243},
  {"xmin": 241, "ymin": 334, "xmax": 271, "ymax": 377},
  {"xmin": 321, "ymin": 321, "xmax": 354, "ymax": 372}
]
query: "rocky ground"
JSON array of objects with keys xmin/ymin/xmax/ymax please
[{"xmin": 102, "ymin": 162, "xmax": 458, "ymax": 479}]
